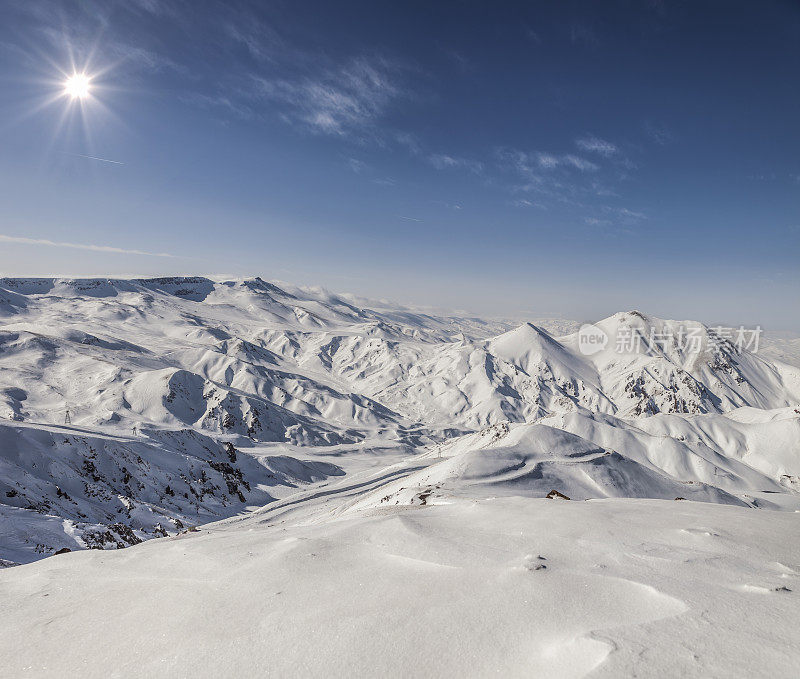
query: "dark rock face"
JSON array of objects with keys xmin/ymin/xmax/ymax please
[
  {"xmin": 0, "ymin": 425, "xmax": 330, "ymax": 560},
  {"xmin": 546, "ymin": 489, "xmax": 571, "ymax": 500}
]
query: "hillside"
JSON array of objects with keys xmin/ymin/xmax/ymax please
[{"xmin": 1, "ymin": 276, "xmax": 799, "ymax": 565}]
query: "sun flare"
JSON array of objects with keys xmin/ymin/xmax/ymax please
[{"xmin": 64, "ymin": 73, "xmax": 91, "ymax": 99}]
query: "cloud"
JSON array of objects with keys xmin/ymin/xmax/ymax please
[
  {"xmin": 347, "ymin": 157, "xmax": 368, "ymax": 174},
  {"xmin": 536, "ymin": 153, "xmax": 559, "ymax": 169},
  {"xmin": 428, "ymin": 154, "xmax": 483, "ymax": 174},
  {"xmin": 603, "ymin": 206, "xmax": 647, "ymax": 221},
  {"xmin": 430, "ymin": 200, "xmax": 463, "ymax": 210},
  {"xmin": 253, "ymin": 56, "xmax": 404, "ymax": 136},
  {"xmin": 495, "ymin": 148, "xmax": 538, "ymax": 178},
  {"xmin": 125, "ymin": 0, "xmax": 173, "ymax": 15},
  {"xmin": 496, "ymin": 144, "xmax": 646, "ymax": 221},
  {"xmin": 570, "ymin": 24, "xmax": 599, "ymax": 47},
  {"xmin": 225, "ymin": 22, "xmax": 285, "ymax": 63},
  {"xmin": 442, "ymin": 48, "xmax": 472, "ymax": 72},
  {"xmin": 523, "ymin": 26, "xmax": 542, "ymax": 44},
  {"xmin": 617, "ymin": 207, "xmax": 647, "ymax": 220},
  {"xmin": 109, "ymin": 42, "xmax": 187, "ymax": 74},
  {"xmin": 394, "ymin": 132, "xmax": 423, "ymax": 155},
  {"xmin": 512, "ymin": 199, "xmax": 546, "ymax": 209},
  {"xmin": 496, "ymin": 148, "xmax": 570, "ymax": 199},
  {"xmin": 182, "ymin": 93, "xmax": 255, "ymax": 120},
  {"xmin": 30, "ymin": 6, "xmax": 184, "ymax": 75},
  {"xmin": 644, "ymin": 122, "xmax": 674, "ymax": 145},
  {"xmin": 536, "ymin": 153, "xmax": 598, "ymax": 172},
  {"xmin": 397, "ymin": 215, "xmax": 422, "ymax": 222},
  {"xmin": 0, "ymin": 235, "xmax": 178, "ymax": 258},
  {"xmin": 563, "ymin": 155, "xmax": 598, "ymax": 171},
  {"xmin": 590, "ymin": 181, "xmax": 618, "ymax": 197},
  {"xmin": 576, "ymin": 136, "xmax": 618, "ymax": 156}
]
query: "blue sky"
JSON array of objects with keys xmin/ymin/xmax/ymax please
[{"xmin": 0, "ymin": 0, "xmax": 798, "ymax": 328}]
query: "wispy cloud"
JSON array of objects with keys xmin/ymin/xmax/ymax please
[
  {"xmin": 496, "ymin": 142, "xmax": 647, "ymax": 229},
  {"xmin": 603, "ymin": 206, "xmax": 647, "ymax": 221},
  {"xmin": 536, "ymin": 153, "xmax": 598, "ymax": 172},
  {"xmin": 496, "ymin": 148, "xmax": 536, "ymax": 176},
  {"xmin": 182, "ymin": 92, "xmax": 255, "ymax": 121},
  {"xmin": 430, "ymin": 200, "xmax": 463, "ymax": 210},
  {"xmin": 347, "ymin": 157, "xmax": 368, "ymax": 174},
  {"xmin": 589, "ymin": 180, "xmax": 618, "ymax": 197},
  {"xmin": 523, "ymin": 25, "xmax": 542, "ymax": 44},
  {"xmin": 536, "ymin": 153, "xmax": 559, "ymax": 170},
  {"xmin": 576, "ymin": 136, "xmax": 618, "ymax": 157},
  {"xmin": 563, "ymin": 155, "xmax": 598, "ymax": 171},
  {"xmin": 225, "ymin": 22, "xmax": 285, "ymax": 63},
  {"xmin": 108, "ymin": 42, "xmax": 187, "ymax": 74},
  {"xmin": 512, "ymin": 199, "xmax": 546, "ymax": 209},
  {"xmin": 570, "ymin": 24, "xmax": 599, "ymax": 47},
  {"xmin": 442, "ymin": 48, "xmax": 473, "ymax": 72},
  {"xmin": 397, "ymin": 215, "xmax": 423, "ymax": 222},
  {"xmin": 0, "ymin": 235, "xmax": 178, "ymax": 258},
  {"xmin": 32, "ymin": 7, "xmax": 185, "ymax": 75},
  {"xmin": 618, "ymin": 207, "xmax": 647, "ymax": 220},
  {"xmin": 252, "ymin": 56, "xmax": 405, "ymax": 136},
  {"xmin": 394, "ymin": 131, "xmax": 422, "ymax": 155},
  {"xmin": 428, "ymin": 154, "xmax": 484, "ymax": 174},
  {"xmin": 496, "ymin": 148, "xmax": 572, "ymax": 198},
  {"xmin": 644, "ymin": 122, "xmax": 674, "ymax": 145},
  {"xmin": 126, "ymin": 0, "xmax": 173, "ymax": 16}
]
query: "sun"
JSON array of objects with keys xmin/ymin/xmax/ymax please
[{"xmin": 64, "ymin": 73, "xmax": 91, "ymax": 99}]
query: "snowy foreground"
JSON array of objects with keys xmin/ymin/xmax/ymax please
[
  {"xmin": 2, "ymin": 276, "xmax": 800, "ymax": 676},
  {"xmin": 2, "ymin": 491, "xmax": 799, "ymax": 678}
]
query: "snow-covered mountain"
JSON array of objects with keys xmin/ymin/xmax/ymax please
[{"xmin": 1, "ymin": 276, "xmax": 799, "ymax": 564}]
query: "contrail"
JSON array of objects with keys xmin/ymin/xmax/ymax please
[
  {"xmin": 62, "ymin": 152, "xmax": 124, "ymax": 165},
  {"xmin": 397, "ymin": 215, "xmax": 423, "ymax": 222},
  {"xmin": 0, "ymin": 234, "xmax": 176, "ymax": 258}
]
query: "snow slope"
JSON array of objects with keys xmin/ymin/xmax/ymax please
[
  {"xmin": 2, "ymin": 276, "xmax": 800, "ymax": 676},
  {"xmin": 0, "ymin": 420, "xmax": 347, "ymax": 565},
  {"xmin": 1, "ymin": 277, "xmax": 799, "ymax": 563},
  {"xmin": 2, "ymin": 494, "xmax": 798, "ymax": 678}
]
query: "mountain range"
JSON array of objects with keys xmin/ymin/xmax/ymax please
[{"xmin": 1, "ymin": 276, "xmax": 799, "ymax": 565}]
